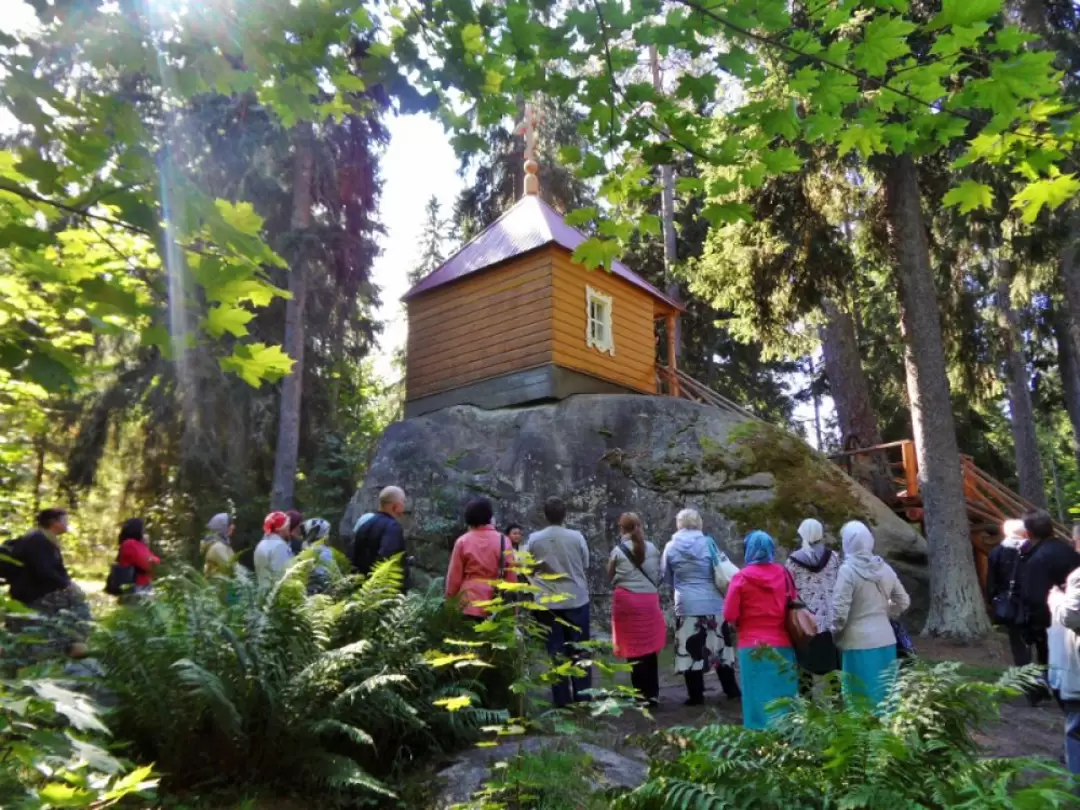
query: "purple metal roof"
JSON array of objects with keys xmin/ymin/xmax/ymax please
[{"xmin": 402, "ymin": 195, "xmax": 683, "ymax": 311}]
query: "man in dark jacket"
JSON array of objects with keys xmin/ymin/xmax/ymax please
[
  {"xmin": 1019, "ymin": 510, "xmax": 1080, "ymax": 700},
  {"xmin": 3, "ymin": 508, "xmax": 91, "ymax": 662},
  {"xmin": 351, "ymin": 486, "xmax": 408, "ymax": 589}
]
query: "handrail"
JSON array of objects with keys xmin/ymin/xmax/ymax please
[{"xmin": 657, "ymin": 364, "xmax": 764, "ymax": 424}]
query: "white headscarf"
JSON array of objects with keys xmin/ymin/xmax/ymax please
[
  {"xmin": 1000, "ymin": 519, "xmax": 1027, "ymax": 549},
  {"xmin": 790, "ymin": 518, "xmax": 826, "ymax": 566},
  {"xmin": 840, "ymin": 520, "xmax": 887, "ymax": 581}
]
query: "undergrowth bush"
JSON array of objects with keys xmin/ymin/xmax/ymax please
[
  {"xmin": 95, "ymin": 554, "xmax": 508, "ymax": 799},
  {"xmin": 1, "ymin": 591, "xmax": 157, "ymax": 808},
  {"xmin": 616, "ymin": 661, "xmax": 1076, "ymax": 809},
  {"xmin": 459, "ymin": 744, "xmax": 609, "ymax": 810}
]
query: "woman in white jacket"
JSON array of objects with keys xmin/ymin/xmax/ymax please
[{"xmin": 832, "ymin": 521, "xmax": 911, "ymax": 710}]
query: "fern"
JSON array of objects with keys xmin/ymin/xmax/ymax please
[
  {"xmin": 94, "ymin": 556, "xmax": 496, "ymax": 797},
  {"xmin": 616, "ymin": 662, "xmax": 1076, "ymax": 810}
]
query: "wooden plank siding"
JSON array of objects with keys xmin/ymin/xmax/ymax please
[
  {"xmin": 549, "ymin": 250, "xmax": 657, "ymax": 394},
  {"xmin": 405, "ymin": 253, "xmax": 555, "ymax": 400}
]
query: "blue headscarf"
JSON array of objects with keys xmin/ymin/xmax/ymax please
[{"xmin": 743, "ymin": 531, "xmax": 776, "ymax": 565}]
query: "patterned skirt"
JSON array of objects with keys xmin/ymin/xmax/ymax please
[{"xmin": 673, "ymin": 614, "xmax": 736, "ymax": 673}]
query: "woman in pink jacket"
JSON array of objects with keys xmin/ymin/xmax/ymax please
[
  {"xmin": 445, "ymin": 498, "xmax": 516, "ymax": 619},
  {"xmin": 723, "ymin": 531, "xmax": 798, "ymax": 729}
]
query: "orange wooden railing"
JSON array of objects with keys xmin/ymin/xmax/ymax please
[{"xmin": 831, "ymin": 439, "xmax": 1070, "ymax": 595}]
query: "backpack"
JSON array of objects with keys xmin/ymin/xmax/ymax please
[{"xmin": 0, "ymin": 538, "xmax": 22, "ymax": 584}]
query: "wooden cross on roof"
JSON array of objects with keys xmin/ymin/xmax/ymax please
[{"xmin": 515, "ymin": 100, "xmax": 541, "ymax": 196}]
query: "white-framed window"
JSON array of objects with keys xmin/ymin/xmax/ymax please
[{"xmin": 586, "ymin": 286, "xmax": 615, "ymax": 355}]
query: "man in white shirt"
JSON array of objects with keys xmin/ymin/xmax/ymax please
[{"xmin": 524, "ymin": 496, "xmax": 591, "ymax": 707}]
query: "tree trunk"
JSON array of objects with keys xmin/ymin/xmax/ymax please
[
  {"xmin": 1054, "ymin": 303, "xmax": 1080, "ymax": 471},
  {"xmin": 270, "ymin": 128, "xmax": 315, "ymax": 511},
  {"xmin": 882, "ymin": 154, "xmax": 988, "ymax": 638},
  {"xmin": 31, "ymin": 433, "xmax": 46, "ymax": 514},
  {"xmin": 1059, "ymin": 214, "xmax": 1080, "ymax": 378},
  {"xmin": 819, "ymin": 298, "xmax": 895, "ymax": 502},
  {"xmin": 996, "ymin": 262, "xmax": 1047, "ymax": 507},
  {"xmin": 650, "ymin": 45, "xmax": 682, "ymax": 360}
]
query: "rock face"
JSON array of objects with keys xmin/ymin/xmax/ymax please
[{"xmin": 343, "ymin": 395, "xmax": 930, "ymax": 625}]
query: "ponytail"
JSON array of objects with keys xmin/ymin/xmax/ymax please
[{"xmin": 618, "ymin": 512, "xmax": 646, "ymax": 566}]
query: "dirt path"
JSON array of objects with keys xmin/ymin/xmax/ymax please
[{"xmin": 587, "ymin": 632, "xmax": 1066, "ymax": 763}]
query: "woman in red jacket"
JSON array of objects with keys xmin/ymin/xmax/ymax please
[
  {"xmin": 723, "ymin": 531, "xmax": 798, "ymax": 730},
  {"xmin": 116, "ymin": 517, "xmax": 160, "ymax": 596}
]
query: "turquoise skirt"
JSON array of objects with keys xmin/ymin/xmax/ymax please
[
  {"xmin": 841, "ymin": 644, "xmax": 897, "ymax": 710},
  {"xmin": 738, "ymin": 646, "xmax": 798, "ymax": 730}
]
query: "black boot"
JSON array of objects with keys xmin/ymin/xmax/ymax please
[
  {"xmin": 717, "ymin": 664, "xmax": 741, "ymax": 699},
  {"xmin": 683, "ymin": 671, "xmax": 705, "ymax": 706}
]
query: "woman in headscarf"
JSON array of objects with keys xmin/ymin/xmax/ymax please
[
  {"xmin": 723, "ymin": 531, "xmax": 799, "ymax": 729},
  {"xmin": 661, "ymin": 508, "xmax": 741, "ymax": 706},
  {"xmin": 202, "ymin": 512, "xmax": 234, "ymax": 576},
  {"xmin": 832, "ymin": 521, "xmax": 911, "ymax": 710},
  {"xmin": 987, "ymin": 518, "xmax": 1030, "ymax": 666},
  {"xmin": 300, "ymin": 518, "xmax": 335, "ymax": 594},
  {"xmin": 254, "ymin": 511, "xmax": 293, "ymax": 586},
  {"xmin": 115, "ymin": 517, "xmax": 159, "ymax": 596},
  {"xmin": 785, "ymin": 518, "xmax": 841, "ymax": 685},
  {"xmin": 607, "ymin": 513, "xmax": 666, "ymax": 707}
]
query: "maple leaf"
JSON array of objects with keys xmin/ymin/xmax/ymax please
[
  {"xmin": 853, "ymin": 15, "xmax": 916, "ymax": 77},
  {"xmin": 929, "ymin": 0, "xmax": 1004, "ymax": 30},
  {"xmin": 1012, "ymin": 174, "xmax": 1080, "ymax": 223},
  {"xmin": 838, "ymin": 123, "xmax": 887, "ymax": 158},
  {"xmin": 942, "ymin": 180, "xmax": 994, "ymax": 213},
  {"xmin": 572, "ymin": 237, "xmax": 621, "ymax": 270},
  {"xmin": 760, "ymin": 147, "xmax": 803, "ymax": 174},
  {"xmin": 702, "ymin": 202, "xmax": 753, "ymax": 227},
  {"xmin": 204, "ymin": 304, "xmax": 254, "ymax": 338},
  {"xmin": 219, "ymin": 342, "xmax": 294, "ymax": 387}
]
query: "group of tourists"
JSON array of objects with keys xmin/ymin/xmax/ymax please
[
  {"xmin": 440, "ymin": 496, "xmax": 913, "ymax": 728},
  {"xmin": 12, "ymin": 492, "xmax": 1080, "ymax": 750},
  {"xmin": 986, "ymin": 510, "xmax": 1080, "ymax": 774}
]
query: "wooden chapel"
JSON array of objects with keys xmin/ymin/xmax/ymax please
[{"xmin": 402, "ymin": 105, "xmax": 683, "ymax": 418}]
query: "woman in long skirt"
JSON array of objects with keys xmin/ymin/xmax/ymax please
[
  {"xmin": 661, "ymin": 509, "xmax": 741, "ymax": 705},
  {"xmin": 723, "ymin": 531, "xmax": 798, "ymax": 729},
  {"xmin": 607, "ymin": 513, "xmax": 667, "ymax": 706},
  {"xmin": 832, "ymin": 521, "xmax": 911, "ymax": 710}
]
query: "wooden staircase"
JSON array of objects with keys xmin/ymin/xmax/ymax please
[{"xmin": 830, "ymin": 439, "xmax": 1070, "ymax": 593}]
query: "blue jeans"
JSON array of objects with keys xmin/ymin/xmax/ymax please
[
  {"xmin": 538, "ymin": 603, "xmax": 592, "ymax": 708},
  {"xmin": 1066, "ymin": 711, "xmax": 1080, "ymax": 778}
]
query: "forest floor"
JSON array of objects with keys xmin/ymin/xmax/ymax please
[{"xmin": 580, "ymin": 630, "xmax": 1064, "ymax": 763}]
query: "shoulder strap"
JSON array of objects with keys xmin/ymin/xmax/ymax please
[
  {"xmin": 497, "ymin": 533, "xmax": 507, "ymax": 580},
  {"xmin": 617, "ymin": 542, "xmax": 658, "ymax": 589}
]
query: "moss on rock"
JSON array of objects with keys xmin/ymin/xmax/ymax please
[{"xmin": 720, "ymin": 422, "xmax": 866, "ymax": 546}]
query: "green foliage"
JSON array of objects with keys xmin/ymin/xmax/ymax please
[
  {"xmin": 0, "ymin": 589, "xmax": 158, "ymax": 808},
  {"xmin": 616, "ymin": 661, "xmax": 1075, "ymax": 810},
  {"xmin": 457, "ymin": 744, "xmax": 608, "ymax": 810},
  {"xmin": 94, "ymin": 556, "xmax": 499, "ymax": 798}
]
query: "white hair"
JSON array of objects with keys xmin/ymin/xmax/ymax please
[
  {"xmin": 676, "ymin": 508, "xmax": 703, "ymax": 531},
  {"xmin": 379, "ymin": 485, "xmax": 405, "ymax": 507}
]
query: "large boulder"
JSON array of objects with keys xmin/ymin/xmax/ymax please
[{"xmin": 343, "ymin": 395, "xmax": 929, "ymax": 624}]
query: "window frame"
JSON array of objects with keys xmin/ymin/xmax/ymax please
[{"xmin": 585, "ymin": 286, "xmax": 615, "ymax": 356}]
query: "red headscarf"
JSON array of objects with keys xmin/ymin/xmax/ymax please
[{"xmin": 263, "ymin": 511, "xmax": 289, "ymax": 536}]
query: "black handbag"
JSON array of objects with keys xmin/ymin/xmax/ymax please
[
  {"xmin": 104, "ymin": 563, "xmax": 136, "ymax": 596},
  {"xmin": 796, "ymin": 630, "xmax": 840, "ymax": 675}
]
